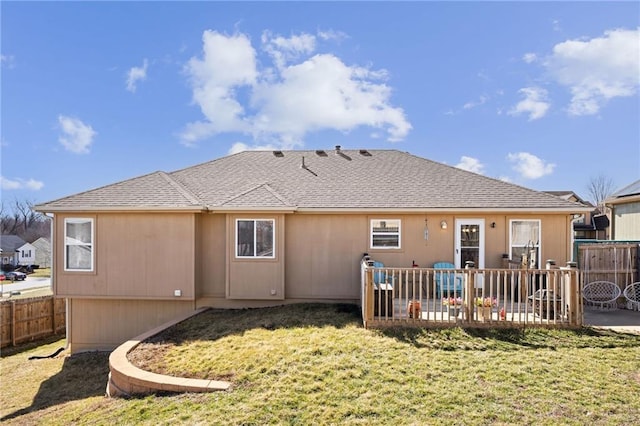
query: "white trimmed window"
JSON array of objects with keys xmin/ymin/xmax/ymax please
[
  {"xmin": 236, "ymin": 219, "xmax": 275, "ymax": 258},
  {"xmin": 510, "ymin": 219, "xmax": 541, "ymax": 268},
  {"xmin": 64, "ymin": 218, "xmax": 94, "ymax": 271},
  {"xmin": 370, "ymin": 219, "xmax": 401, "ymax": 249}
]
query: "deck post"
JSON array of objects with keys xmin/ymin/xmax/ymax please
[
  {"xmin": 564, "ymin": 261, "xmax": 581, "ymax": 326},
  {"xmin": 365, "ymin": 264, "xmax": 375, "ymax": 325},
  {"xmin": 464, "ymin": 261, "xmax": 475, "ymax": 321}
]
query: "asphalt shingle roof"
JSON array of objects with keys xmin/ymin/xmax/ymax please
[
  {"xmin": 0, "ymin": 235, "xmax": 28, "ymax": 252},
  {"xmin": 36, "ymin": 149, "xmax": 589, "ymax": 212},
  {"xmin": 610, "ymin": 179, "xmax": 640, "ymax": 199}
]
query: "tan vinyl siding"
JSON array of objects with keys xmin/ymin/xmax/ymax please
[
  {"xmin": 54, "ymin": 213, "xmax": 196, "ymax": 299},
  {"xmin": 285, "ymin": 214, "xmax": 366, "ymax": 299},
  {"xmin": 197, "ymin": 214, "xmax": 227, "ymax": 298},
  {"xmin": 67, "ymin": 298, "xmax": 194, "ymax": 353},
  {"xmin": 225, "ymin": 214, "xmax": 285, "ymax": 300},
  {"xmin": 613, "ymin": 202, "xmax": 640, "ymax": 240}
]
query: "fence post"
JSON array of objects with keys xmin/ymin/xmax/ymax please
[
  {"xmin": 564, "ymin": 261, "xmax": 581, "ymax": 326},
  {"xmin": 365, "ymin": 262, "xmax": 375, "ymax": 326},
  {"xmin": 51, "ymin": 297, "xmax": 56, "ymax": 334},
  {"xmin": 11, "ymin": 300, "xmax": 16, "ymax": 347},
  {"xmin": 464, "ymin": 261, "xmax": 475, "ymax": 320}
]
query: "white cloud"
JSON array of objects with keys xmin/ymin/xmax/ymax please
[
  {"xmin": 463, "ymin": 95, "xmax": 489, "ymax": 110},
  {"xmin": 522, "ymin": 53, "xmax": 537, "ymax": 64},
  {"xmin": 181, "ymin": 31, "xmax": 257, "ymax": 145},
  {"xmin": 455, "ymin": 156, "xmax": 485, "ymax": 174},
  {"xmin": 251, "ymin": 53, "xmax": 410, "ymax": 145},
  {"xmin": 317, "ymin": 29, "xmax": 348, "ymax": 43},
  {"xmin": 509, "ymin": 87, "xmax": 550, "ymax": 120},
  {"xmin": 1, "ymin": 54, "xmax": 15, "ymax": 68},
  {"xmin": 1, "ymin": 176, "xmax": 44, "ymax": 191},
  {"xmin": 545, "ymin": 28, "xmax": 640, "ymax": 116},
  {"xmin": 507, "ymin": 152, "xmax": 555, "ymax": 179},
  {"xmin": 228, "ymin": 141, "xmax": 278, "ymax": 155},
  {"xmin": 262, "ymin": 31, "xmax": 316, "ymax": 70},
  {"xmin": 58, "ymin": 115, "xmax": 97, "ymax": 154},
  {"xmin": 181, "ymin": 30, "xmax": 411, "ymax": 148},
  {"xmin": 126, "ymin": 59, "xmax": 149, "ymax": 92}
]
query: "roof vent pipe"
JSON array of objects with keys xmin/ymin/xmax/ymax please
[
  {"xmin": 301, "ymin": 156, "xmax": 306, "ymax": 169},
  {"xmin": 335, "ymin": 145, "xmax": 341, "ymax": 153}
]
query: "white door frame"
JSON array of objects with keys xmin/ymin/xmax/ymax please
[{"xmin": 454, "ymin": 218, "xmax": 485, "ymax": 270}]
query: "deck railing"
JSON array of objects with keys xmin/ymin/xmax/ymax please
[{"xmin": 360, "ymin": 258, "xmax": 583, "ymax": 329}]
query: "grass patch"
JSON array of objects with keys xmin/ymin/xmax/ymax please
[
  {"xmin": 28, "ymin": 267, "xmax": 51, "ymax": 278},
  {"xmin": 2, "ymin": 303, "xmax": 640, "ymax": 425}
]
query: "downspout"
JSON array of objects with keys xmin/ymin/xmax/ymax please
[
  {"xmin": 570, "ymin": 214, "xmax": 580, "ymax": 262},
  {"xmin": 605, "ymin": 203, "xmax": 614, "ymax": 240}
]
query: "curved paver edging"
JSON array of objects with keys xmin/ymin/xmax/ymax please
[{"xmin": 107, "ymin": 307, "xmax": 232, "ymax": 397}]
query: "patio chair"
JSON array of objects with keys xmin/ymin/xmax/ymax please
[
  {"xmin": 433, "ymin": 262, "xmax": 463, "ymax": 298},
  {"xmin": 372, "ymin": 261, "xmax": 391, "ymax": 287},
  {"xmin": 583, "ymin": 280, "xmax": 621, "ymax": 310},
  {"xmin": 623, "ymin": 282, "xmax": 640, "ymax": 311}
]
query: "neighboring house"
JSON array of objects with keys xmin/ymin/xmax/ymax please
[
  {"xmin": 32, "ymin": 237, "xmax": 52, "ymax": 268},
  {"xmin": 0, "ymin": 235, "xmax": 28, "ymax": 267},
  {"xmin": 605, "ymin": 179, "xmax": 640, "ymax": 240},
  {"xmin": 18, "ymin": 242, "xmax": 36, "ymax": 265},
  {"xmin": 544, "ymin": 191, "xmax": 607, "ymax": 240},
  {"xmin": 35, "ymin": 148, "xmax": 591, "ymax": 353}
]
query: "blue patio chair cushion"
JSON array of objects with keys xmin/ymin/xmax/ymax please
[
  {"xmin": 372, "ymin": 261, "xmax": 389, "ymax": 287},
  {"xmin": 433, "ymin": 262, "xmax": 463, "ymax": 297}
]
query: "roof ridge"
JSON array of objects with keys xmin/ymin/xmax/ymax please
[
  {"xmin": 158, "ymin": 171, "xmax": 203, "ymax": 206},
  {"xmin": 220, "ymin": 182, "xmax": 292, "ymax": 207},
  {"xmin": 261, "ymin": 183, "xmax": 294, "ymax": 206}
]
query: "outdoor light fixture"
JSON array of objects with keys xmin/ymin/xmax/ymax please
[
  {"xmin": 490, "ymin": 222, "xmax": 496, "ymax": 228},
  {"xmin": 440, "ymin": 220, "xmax": 447, "ymax": 229}
]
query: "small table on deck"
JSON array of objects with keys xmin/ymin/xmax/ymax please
[
  {"xmin": 528, "ymin": 289, "xmax": 562, "ymax": 319},
  {"xmin": 374, "ymin": 283, "xmax": 394, "ymax": 317}
]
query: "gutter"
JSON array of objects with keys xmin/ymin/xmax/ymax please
[
  {"xmin": 294, "ymin": 207, "xmax": 594, "ymax": 214},
  {"xmin": 33, "ymin": 206, "xmax": 207, "ymax": 213}
]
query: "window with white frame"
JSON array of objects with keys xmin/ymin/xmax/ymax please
[
  {"xmin": 236, "ymin": 219, "xmax": 275, "ymax": 258},
  {"xmin": 370, "ymin": 219, "xmax": 401, "ymax": 249},
  {"xmin": 510, "ymin": 219, "xmax": 541, "ymax": 268},
  {"xmin": 64, "ymin": 218, "xmax": 94, "ymax": 271}
]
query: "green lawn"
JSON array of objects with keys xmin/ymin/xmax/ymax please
[{"xmin": 2, "ymin": 303, "xmax": 640, "ymax": 425}]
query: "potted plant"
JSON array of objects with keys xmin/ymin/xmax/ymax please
[
  {"xmin": 442, "ymin": 297, "xmax": 463, "ymax": 318},
  {"xmin": 475, "ymin": 297, "xmax": 497, "ymax": 321}
]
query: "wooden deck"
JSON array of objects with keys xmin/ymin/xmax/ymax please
[{"xmin": 361, "ymin": 260, "xmax": 583, "ymax": 329}]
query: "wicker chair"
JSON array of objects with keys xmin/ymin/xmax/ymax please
[
  {"xmin": 623, "ymin": 282, "xmax": 640, "ymax": 311},
  {"xmin": 583, "ymin": 281, "xmax": 621, "ymax": 310}
]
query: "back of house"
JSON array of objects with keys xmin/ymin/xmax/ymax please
[{"xmin": 35, "ymin": 148, "xmax": 590, "ymax": 353}]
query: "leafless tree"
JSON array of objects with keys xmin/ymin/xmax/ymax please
[
  {"xmin": 0, "ymin": 198, "xmax": 50, "ymax": 241},
  {"xmin": 586, "ymin": 175, "xmax": 616, "ymax": 210}
]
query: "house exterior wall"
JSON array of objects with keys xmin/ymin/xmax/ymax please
[
  {"xmin": 197, "ymin": 213, "xmax": 226, "ymax": 299},
  {"xmin": 18, "ymin": 243, "xmax": 36, "ymax": 265},
  {"xmin": 33, "ymin": 238, "xmax": 52, "ymax": 268},
  {"xmin": 67, "ymin": 298, "xmax": 194, "ymax": 353},
  {"xmin": 57, "ymin": 210, "xmax": 574, "ymax": 353},
  {"xmin": 285, "ymin": 214, "xmax": 367, "ymax": 299},
  {"xmin": 53, "ymin": 212, "xmax": 197, "ymax": 299},
  {"xmin": 225, "ymin": 214, "xmax": 286, "ymax": 300},
  {"xmin": 612, "ymin": 201, "xmax": 640, "ymax": 240}
]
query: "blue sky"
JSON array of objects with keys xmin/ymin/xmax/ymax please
[{"xmin": 2, "ymin": 1, "xmax": 639, "ymax": 207}]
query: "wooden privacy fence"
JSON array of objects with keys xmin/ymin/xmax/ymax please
[
  {"xmin": 578, "ymin": 242, "xmax": 639, "ymax": 293},
  {"xmin": 1, "ymin": 296, "xmax": 65, "ymax": 348}
]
